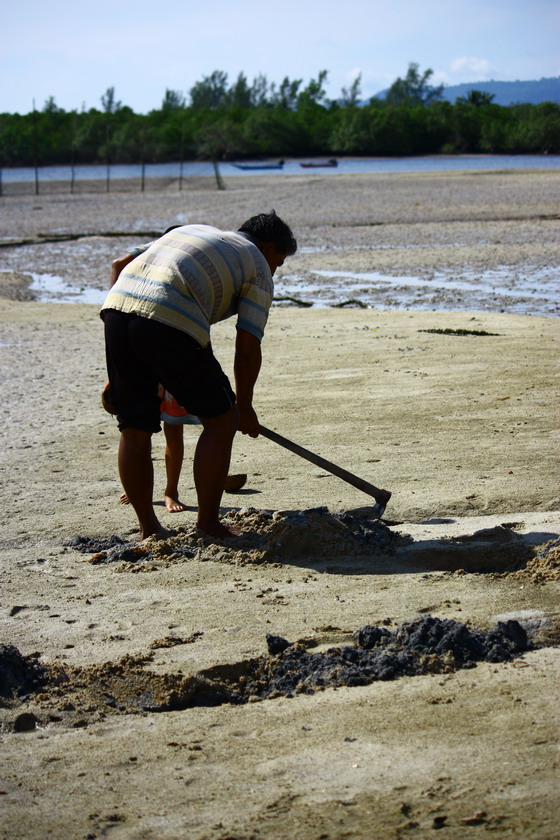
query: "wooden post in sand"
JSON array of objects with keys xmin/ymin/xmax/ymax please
[
  {"xmin": 213, "ymin": 160, "xmax": 225, "ymax": 191},
  {"xmin": 70, "ymin": 111, "xmax": 77, "ymax": 194},
  {"xmin": 179, "ymin": 124, "xmax": 185, "ymax": 191},
  {"xmin": 32, "ymin": 100, "xmax": 40, "ymax": 195},
  {"xmin": 105, "ymin": 120, "xmax": 111, "ymax": 193},
  {"xmin": 140, "ymin": 130, "xmax": 146, "ymax": 192}
]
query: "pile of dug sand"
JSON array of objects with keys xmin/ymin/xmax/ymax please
[{"xmin": 64, "ymin": 507, "xmax": 401, "ymax": 570}]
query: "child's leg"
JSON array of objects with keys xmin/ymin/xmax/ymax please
[{"xmin": 163, "ymin": 422, "xmax": 188, "ymax": 512}]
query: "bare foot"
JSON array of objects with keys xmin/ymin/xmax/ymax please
[
  {"xmin": 139, "ymin": 513, "xmax": 164, "ymax": 541},
  {"xmin": 196, "ymin": 520, "xmax": 241, "ymax": 539},
  {"xmin": 165, "ymin": 494, "xmax": 188, "ymax": 513},
  {"xmin": 119, "ymin": 492, "xmax": 130, "ymax": 505}
]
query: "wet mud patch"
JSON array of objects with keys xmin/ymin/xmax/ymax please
[
  {"xmin": 418, "ymin": 328, "xmax": 500, "ymax": 336},
  {"xmin": 64, "ymin": 507, "xmax": 401, "ymax": 571},
  {"xmin": 1, "ymin": 617, "xmax": 546, "ymax": 731}
]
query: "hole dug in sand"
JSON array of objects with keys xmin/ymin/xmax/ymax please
[
  {"xmin": 397, "ymin": 524, "xmax": 544, "ymax": 574},
  {"xmin": 1, "ymin": 615, "xmax": 547, "ymax": 731}
]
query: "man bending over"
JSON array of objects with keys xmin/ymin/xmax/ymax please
[{"xmin": 101, "ymin": 211, "xmax": 297, "ymax": 539}]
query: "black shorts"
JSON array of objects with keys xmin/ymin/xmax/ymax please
[{"xmin": 103, "ymin": 310, "xmax": 236, "ymax": 433}]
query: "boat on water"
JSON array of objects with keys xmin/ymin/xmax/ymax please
[
  {"xmin": 300, "ymin": 159, "xmax": 338, "ymax": 168},
  {"xmin": 232, "ymin": 160, "xmax": 285, "ymax": 170}
]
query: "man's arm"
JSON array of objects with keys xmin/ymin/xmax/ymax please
[
  {"xmin": 110, "ymin": 252, "xmax": 136, "ymax": 287},
  {"xmin": 234, "ymin": 329, "xmax": 262, "ymax": 437}
]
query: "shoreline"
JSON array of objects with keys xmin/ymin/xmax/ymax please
[{"xmin": 2, "ymin": 154, "xmax": 560, "ymax": 194}]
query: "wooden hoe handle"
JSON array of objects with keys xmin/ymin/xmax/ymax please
[{"xmin": 259, "ymin": 425, "xmax": 390, "ymax": 504}]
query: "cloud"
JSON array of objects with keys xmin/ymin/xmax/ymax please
[{"xmin": 450, "ymin": 57, "xmax": 498, "ymax": 80}]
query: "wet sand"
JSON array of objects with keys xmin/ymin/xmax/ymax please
[{"xmin": 0, "ymin": 171, "xmax": 559, "ymax": 839}]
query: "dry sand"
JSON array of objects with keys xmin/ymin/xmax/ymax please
[{"xmin": 0, "ymin": 170, "xmax": 559, "ymax": 839}]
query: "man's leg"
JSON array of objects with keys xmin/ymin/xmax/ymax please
[
  {"xmin": 163, "ymin": 422, "xmax": 188, "ymax": 512},
  {"xmin": 118, "ymin": 428, "xmax": 162, "ymax": 539},
  {"xmin": 194, "ymin": 405, "xmax": 239, "ymax": 538}
]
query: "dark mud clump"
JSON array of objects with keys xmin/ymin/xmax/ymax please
[
  {"xmin": 63, "ymin": 533, "xmax": 194, "ymax": 566},
  {"xmin": 0, "ymin": 618, "xmax": 533, "ymax": 725},
  {"xmin": 63, "ymin": 534, "xmax": 140, "ymax": 564},
  {"xmin": 213, "ymin": 616, "xmax": 531, "ymax": 701},
  {"xmin": 0, "ymin": 645, "xmax": 47, "ymax": 704}
]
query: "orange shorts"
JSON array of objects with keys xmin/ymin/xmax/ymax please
[{"xmin": 160, "ymin": 390, "xmax": 201, "ymax": 425}]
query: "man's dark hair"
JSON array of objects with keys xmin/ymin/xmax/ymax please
[{"xmin": 238, "ymin": 210, "xmax": 297, "ymax": 255}]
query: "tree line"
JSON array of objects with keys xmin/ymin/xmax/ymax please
[{"xmin": 1, "ymin": 64, "xmax": 559, "ymax": 168}]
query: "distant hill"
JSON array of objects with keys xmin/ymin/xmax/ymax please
[{"xmin": 373, "ymin": 77, "xmax": 560, "ymax": 106}]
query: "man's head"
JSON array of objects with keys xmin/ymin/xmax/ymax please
[{"xmin": 238, "ymin": 211, "xmax": 297, "ymax": 275}]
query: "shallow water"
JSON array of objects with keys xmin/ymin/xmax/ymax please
[
  {"xmin": 29, "ymin": 272, "xmax": 108, "ymax": 304},
  {"xmin": 275, "ymin": 265, "xmax": 559, "ymax": 316},
  {"xmin": 4, "ymin": 154, "xmax": 560, "ymax": 183},
  {"xmin": 24, "ymin": 263, "xmax": 559, "ymax": 316}
]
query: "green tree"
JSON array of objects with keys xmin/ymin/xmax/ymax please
[
  {"xmin": 162, "ymin": 89, "xmax": 186, "ymax": 110},
  {"xmin": 241, "ymin": 107, "xmax": 299, "ymax": 156},
  {"xmin": 479, "ymin": 105, "xmax": 512, "ymax": 153},
  {"xmin": 330, "ymin": 106, "xmax": 372, "ymax": 153},
  {"xmin": 101, "ymin": 87, "xmax": 122, "ymax": 113},
  {"xmin": 42, "ymin": 96, "xmax": 63, "ymax": 113},
  {"xmin": 249, "ymin": 74, "xmax": 271, "ymax": 108},
  {"xmin": 386, "ymin": 63, "xmax": 443, "ymax": 106},
  {"xmin": 1, "ymin": 68, "xmax": 558, "ymax": 167},
  {"xmin": 297, "ymin": 70, "xmax": 329, "ymax": 108},
  {"xmin": 189, "ymin": 71, "xmax": 229, "ymax": 109},
  {"xmin": 456, "ymin": 90, "xmax": 495, "ymax": 107},
  {"xmin": 227, "ymin": 73, "xmax": 252, "ymax": 108},
  {"xmin": 194, "ymin": 115, "xmax": 246, "ymax": 160},
  {"xmin": 340, "ymin": 74, "xmax": 362, "ymax": 106},
  {"xmin": 272, "ymin": 76, "xmax": 302, "ymax": 109}
]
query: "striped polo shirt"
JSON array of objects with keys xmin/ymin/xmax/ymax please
[{"xmin": 100, "ymin": 225, "xmax": 273, "ymax": 346}]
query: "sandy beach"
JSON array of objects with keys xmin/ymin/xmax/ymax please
[{"xmin": 0, "ymin": 170, "xmax": 559, "ymax": 839}]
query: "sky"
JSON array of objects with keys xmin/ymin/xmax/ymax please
[{"xmin": 2, "ymin": 0, "xmax": 558, "ymax": 114}]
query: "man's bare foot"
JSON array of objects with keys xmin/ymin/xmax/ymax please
[
  {"xmin": 120, "ymin": 492, "xmax": 130, "ymax": 505},
  {"xmin": 139, "ymin": 513, "xmax": 164, "ymax": 541},
  {"xmin": 165, "ymin": 494, "xmax": 188, "ymax": 513},
  {"xmin": 196, "ymin": 520, "xmax": 241, "ymax": 539}
]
